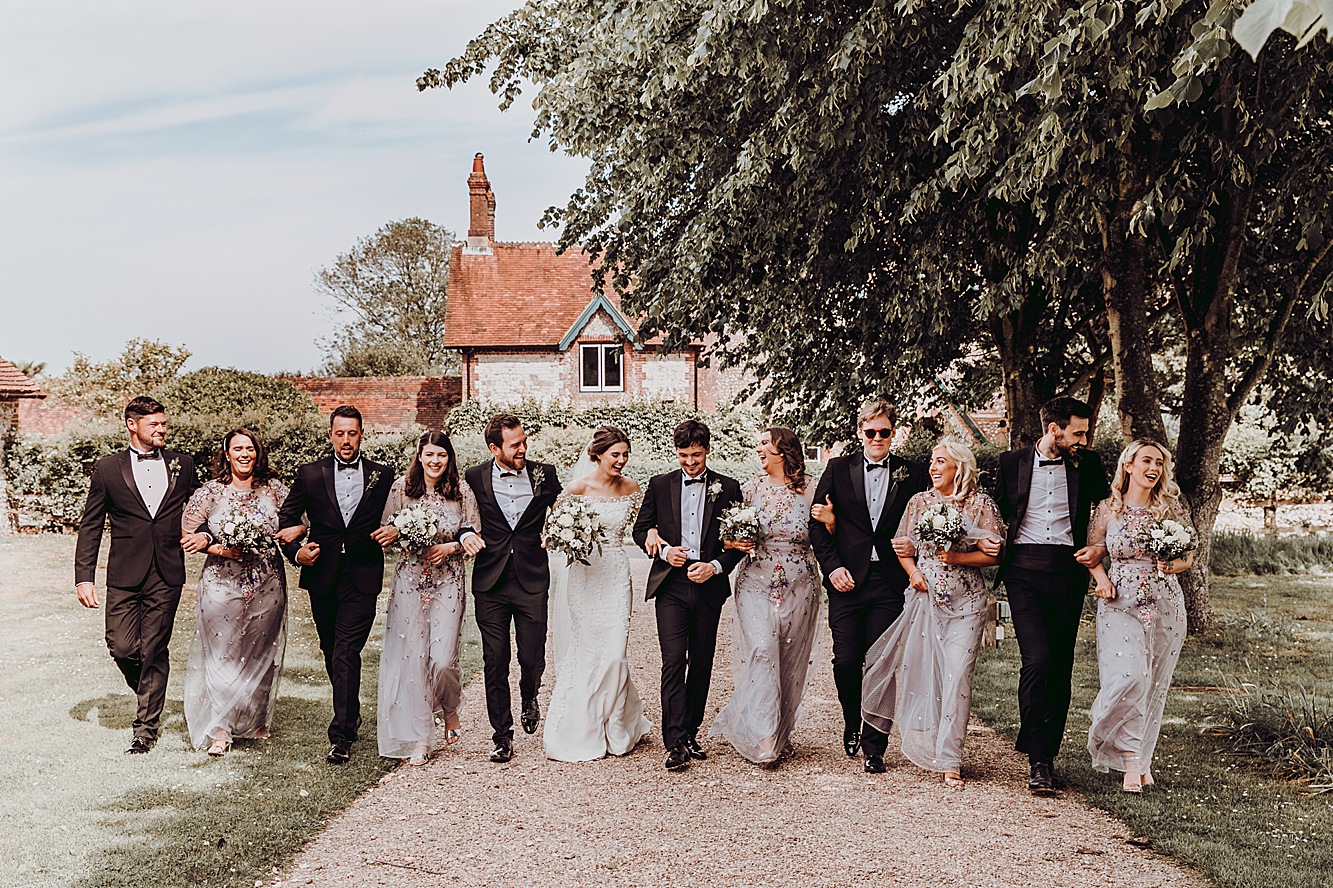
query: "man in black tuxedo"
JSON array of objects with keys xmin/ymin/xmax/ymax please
[
  {"xmin": 632, "ymin": 420, "xmax": 744, "ymax": 772},
  {"xmin": 809, "ymin": 400, "xmax": 929, "ymax": 773},
  {"xmin": 75, "ymin": 396, "xmax": 202, "ymax": 754},
  {"xmin": 277, "ymin": 405, "xmax": 395, "ymax": 764},
  {"xmin": 995, "ymin": 396, "xmax": 1109, "ymax": 794},
  {"xmin": 459, "ymin": 414, "xmax": 562, "ymax": 763}
]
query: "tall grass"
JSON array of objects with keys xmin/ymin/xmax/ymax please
[
  {"xmin": 1209, "ymin": 530, "xmax": 1333, "ymax": 576},
  {"xmin": 1207, "ymin": 685, "xmax": 1333, "ymax": 793}
]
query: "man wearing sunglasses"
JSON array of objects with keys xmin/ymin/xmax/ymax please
[{"xmin": 810, "ymin": 399, "xmax": 929, "ymax": 772}]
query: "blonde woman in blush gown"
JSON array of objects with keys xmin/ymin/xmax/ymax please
[
  {"xmin": 861, "ymin": 437, "xmax": 1004, "ymax": 788},
  {"xmin": 181, "ymin": 428, "xmax": 289, "ymax": 756},
  {"xmin": 375, "ymin": 431, "xmax": 480, "ymax": 765},
  {"xmin": 1085, "ymin": 439, "xmax": 1194, "ymax": 793},
  {"xmin": 710, "ymin": 427, "xmax": 824, "ymax": 767}
]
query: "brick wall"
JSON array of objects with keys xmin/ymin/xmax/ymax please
[
  {"xmin": 15, "ymin": 397, "xmax": 87, "ymax": 437},
  {"xmin": 285, "ymin": 376, "xmax": 462, "ymax": 430}
]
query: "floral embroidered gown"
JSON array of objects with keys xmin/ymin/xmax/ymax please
[
  {"xmin": 861, "ymin": 490, "xmax": 1005, "ymax": 773},
  {"xmin": 182, "ymin": 480, "xmax": 289, "ymax": 750},
  {"xmin": 544, "ymin": 493, "xmax": 653, "ymax": 762},
  {"xmin": 1086, "ymin": 500, "xmax": 1191, "ymax": 776},
  {"xmin": 376, "ymin": 477, "xmax": 480, "ymax": 758},
  {"xmin": 709, "ymin": 479, "xmax": 823, "ymax": 764}
]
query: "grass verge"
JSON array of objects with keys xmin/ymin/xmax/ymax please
[{"xmin": 971, "ymin": 573, "xmax": 1333, "ymax": 888}]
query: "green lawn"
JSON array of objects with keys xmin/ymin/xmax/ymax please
[
  {"xmin": 0, "ymin": 534, "xmax": 480, "ymax": 888},
  {"xmin": 971, "ymin": 572, "xmax": 1333, "ymax": 888}
]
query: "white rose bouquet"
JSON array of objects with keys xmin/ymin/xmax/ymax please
[
  {"xmin": 719, "ymin": 504, "xmax": 760, "ymax": 550},
  {"xmin": 914, "ymin": 501, "xmax": 967, "ymax": 553},
  {"xmin": 542, "ymin": 497, "xmax": 605, "ymax": 566},
  {"xmin": 216, "ymin": 507, "xmax": 273, "ymax": 556},
  {"xmin": 1141, "ymin": 516, "xmax": 1195, "ymax": 578},
  {"xmin": 390, "ymin": 504, "xmax": 440, "ymax": 554}
]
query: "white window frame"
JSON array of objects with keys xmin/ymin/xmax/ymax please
[{"xmin": 579, "ymin": 343, "xmax": 624, "ymax": 392}]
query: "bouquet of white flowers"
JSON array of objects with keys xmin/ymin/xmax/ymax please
[
  {"xmin": 914, "ymin": 501, "xmax": 967, "ymax": 553},
  {"xmin": 216, "ymin": 507, "xmax": 273, "ymax": 555},
  {"xmin": 719, "ymin": 504, "xmax": 760, "ymax": 550},
  {"xmin": 1141, "ymin": 516, "xmax": 1195, "ymax": 578},
  {"xmin": 390, "ymin": 504, "xmax": 441, "ymax": 554},
  {"xmin": 542, "ymin": 497, "xmax": 605, "ymax": 566}
]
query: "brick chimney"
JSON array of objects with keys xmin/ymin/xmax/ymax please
[{"xmin": 465, "ymin": 153, "xmax": 495, "ymax": 255}]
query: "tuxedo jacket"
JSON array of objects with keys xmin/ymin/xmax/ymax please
[
  {"xmin": 75, "ymin": 448, "xmax": 201, "ymax": 589},
  {"xmin": 994, "ymin": 445, "xmax": 1110, "ymax": 579},
  {"xmin": 632, "ymin": 469, "xmax": 744, "ymax": 601},
  {"xmin": 809, "ymin": 453, "xmax": 930, "ymax": 594},
  {"xmin": 462, "ymin": 460, "xmax": 563, "ymax": 595},
  {"xmin": 278, "ymin": 456, "xmax": 395, "ymax": 597}
]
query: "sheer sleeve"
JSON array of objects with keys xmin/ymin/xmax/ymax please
[
  {"xmin": 1170, "ymin": 498, "xmax": 1196, "ymax": 536},
  {"xmin": 182, "ymin": 481, "xmax": 221, "ymax": 533},
  {"xmin": 741, "ymin": 477, "xmax": 759, "ymax": 506},
  {"xmin": 381, "ymin": 477, "xmax": 408, "ymax": 525},
  {"xmin": 895, "ymin": 492, "xmax": 929, "ymax": 541},
  {"xmin": 1089, "ymin": 499, "xmax": 1113, "ymax": 548},
  {"xmin": 459, "ymin": 479, "xmax": 481, "ymax": 536},
  {"xmin": 967, "ymin": 493, "xmax": 1006, "ymax": 540}
]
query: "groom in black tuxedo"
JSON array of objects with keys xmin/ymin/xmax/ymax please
[
  {"xmin": 809, "ymin": 399, "xmax": 929, "ymax": 773},
  {"xmin": 459, "ymin": 414, "xmax": 562, "ymax": 763},
  {"xmin": 633, "ymin": 420, "xmax": 743, "ymax": 772},
  {"xmin": 75, "ymin": 396, "xmax": 202, "ymax": 753},
  {"xmin": 995, "ymin": 396, "xmax": 1108, "ymax": 794},
  {"xmin": 277, "ymin": 405, "xmax": 395, "ymax": 764}
]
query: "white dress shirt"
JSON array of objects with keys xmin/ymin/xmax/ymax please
[
  {"xmin": 864, "ymin": 456, "xmax": 892, "ymax": 561},
  {"xmin": 129, "ymin": 448, "xmax": 168, "ymax": 517},
  {"xmin": 1014, "ymin": 448, "xmax": 1075, "ymax": 546},
  {"xmin": 663, "ymin": 471, "xmax": 723, "ymax": 573},
  {"xmin": 333, "ymin": 458, "xmax": 365, "ymax": 525},
  {"xmin": 492, "ymin": 460, "xmax": 534, "ymax": 529}
]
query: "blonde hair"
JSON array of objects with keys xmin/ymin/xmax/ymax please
[
  {"xmin": 1109, "ymin": 439, "xmax": 1181, "ymax": 520},
  {"xmin": 933, "ymin": 436, "xmax": 979, "ymax": 503},
  {"xmin": 857, "ymin": 399, "xmax": 898, "ymax": 429}
]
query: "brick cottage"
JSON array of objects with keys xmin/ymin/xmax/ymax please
[{"xmin": 442, "ymin": 155, "xmax": 747, "ymax": 412}]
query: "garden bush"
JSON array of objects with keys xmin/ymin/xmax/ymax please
[{"xmin": 1210, "ymin": 530, "xmax": 1333, "ymax": 575}]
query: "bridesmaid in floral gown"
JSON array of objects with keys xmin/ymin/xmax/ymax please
[
  {"xmin": 861, "ymin": 437, "xmax": 1004, "ymax": 788},
  {"xmin": 710, "ymin": 427, "xmax": 823, "ymax": 767},
  {"xmin": 375, "ymin": 431, "xmax": 480, "ymax": 765},
  {"xmin": 182, "ymin": 428, "xmax": 289, "ymax": 756},
  {"xmin": 1085, "ymin": 439, "xmax": 1194, "ymax": 793}
]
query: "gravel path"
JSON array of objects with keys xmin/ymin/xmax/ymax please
[{"xmin": 281, "ymin": 550, "xmax": 1204, "ymax": 888}]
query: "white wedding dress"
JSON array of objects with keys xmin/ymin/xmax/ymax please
[{"xmin": 543, "ymin": 492, "xmax": 653, "ymax": 762}]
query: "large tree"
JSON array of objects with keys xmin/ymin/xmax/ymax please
[
  {"xmin": 317, "ymin": 217, "xmax": 458, "ymax": 376},
  {"xmin": 424, "ymin": 0, "xmax": 1333, "ymax": 632}
]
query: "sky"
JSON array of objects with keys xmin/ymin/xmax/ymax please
[{"xmin": 0, "ymin": 0, "xmax": 588, "ymax": 376}]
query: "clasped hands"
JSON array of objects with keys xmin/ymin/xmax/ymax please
[{"xmin": 644, "ymin": 528, "xmax": 717, "ymax": 582}]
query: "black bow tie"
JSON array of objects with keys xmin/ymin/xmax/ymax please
[
  {"xmin": 683, "ymin": 476, "xmax": 706, "ymax": 486},
  {"xmin": 133, "ymin": 449, "xmax": 162, "ymax": 462},
  {"xmin": 336, "ymin": 460, "xmax": 361, "ymax": 472},
  {"xmin": 864, "ymin": 460, "xmax": 888, "ymax": 471},
  {"xmin": 1038, "ymin": 458, "xmax": 1064, "ymax": 467},
  {"xmin": 499, "ymin": 469, "xmax": 521, "ymax": 478}
]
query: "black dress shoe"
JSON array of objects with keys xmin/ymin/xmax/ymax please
[
  {"xmin": 684, "ymin": 736, "xmax": 708, "ymax": 760},
  {"xmin": 664, "ymin": 743, "xmax": 691, "ymax": 771},
  {"xmin": 521, "ymin": 698, "xmax": 540, "ymax": 735},
  {"xmin": 490, "ymin": 740, "xmax": 515, "ymax": 763},
  {"xmin": 326, "ymin": 742, "xmax": 351, "ymax": 765},
  {"xmin": 843, "ymin": 727, "xmax": 861, "ymax": 757},
  {"xmin": 864, "ymin": 754, "xmax": 887, "ymax": 774},
  {"xmin": 1028, "ymin": 761, "xmax": 1056, "ymax": 795},
  {"xmin": 124, "ymin": 736, "xmax": 154, "ymax": 755}
]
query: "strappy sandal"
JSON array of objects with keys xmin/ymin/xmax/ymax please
[
  {"xmin": 1123, "ymin": 773, "xmax": 1143, "ymax": 793},
  {"xmin": 406, "ymin": 752, "xmax": 429, "ymax": 766},
  {"xmin": 944, "ymin": 772, "xmax": 965, "ymax": 789},
  {"xmin": 207, "ymin": 737, "xmax": 232, "ymax": 757}
]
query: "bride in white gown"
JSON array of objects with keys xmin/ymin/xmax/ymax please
[{"xmin": 543, "ymin": 426, "xmax": 653, "ymax": 762}]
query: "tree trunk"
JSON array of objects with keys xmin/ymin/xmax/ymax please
[
  {"xmin": 991, "ymin": 309, "xmax": 1046, "ymax": 449},
  {"xmin": 0, "ymin": 402, "xmax": 17, "ymax": 536}
]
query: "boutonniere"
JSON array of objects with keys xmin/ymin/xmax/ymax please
[
  {"xmin": 891, "ymin": 465, "xmax": 911, "ymax": 484},
  {"xmin": 707, "ymin": 480, "xmax": 723, "ymax": 502},
  {"xmin": 531, "ymin": 465, "xmax": 547, "ymax": 490},
  {"xmin": 367, "ymin": 469, "xmax": 382, "ymax": 490},
  {"xmin": 166, "ymin": 456, "xmax": 181, "ymax": 478}
]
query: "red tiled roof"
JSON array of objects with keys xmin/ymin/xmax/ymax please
[
  {"xmin": 0, "ymin": 358, "xmax": 43, "ymax": 399},
  {"xmin": 442, "ymin": 242, "xmax": 637, "ymax": 348}
]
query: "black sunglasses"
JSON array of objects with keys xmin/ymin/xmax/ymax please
[{"xmin": 861, "ymin": 428, "xmax": 894, "ymax": 439}]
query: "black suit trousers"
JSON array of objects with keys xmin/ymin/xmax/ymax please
[
  {"xmin": 827, "ymin": 563, "xmax": 904, "ymax": 754},
  {"xmin": 474, "ymin": 566, "xmax": 548, "ymax": 742},
  {"xmin": 654, "ymin": 571, "xmax": 727, "ymax": 750},
  {"xmin": 1005, "ymin": 564, "xmax": 1088, "ymax": 761},
  {"xmin": 307, "ymin": 570, "xmax": 379, "ymax": 744},
  {"xmin": 104, "ymin": 558, "xmax": 181, "ymax": 741}
]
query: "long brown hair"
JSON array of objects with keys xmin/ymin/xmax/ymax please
[
  {"xmin": 405, "ymin": 430, "xmax": 461, "ymax": 500},
  {"xmin": 766, "ymin": 427, "xmax": 807, "ymax": 493},
  {"xmin": 213, "ymin": 428, "xmax": 276, "ymax": 486}
]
